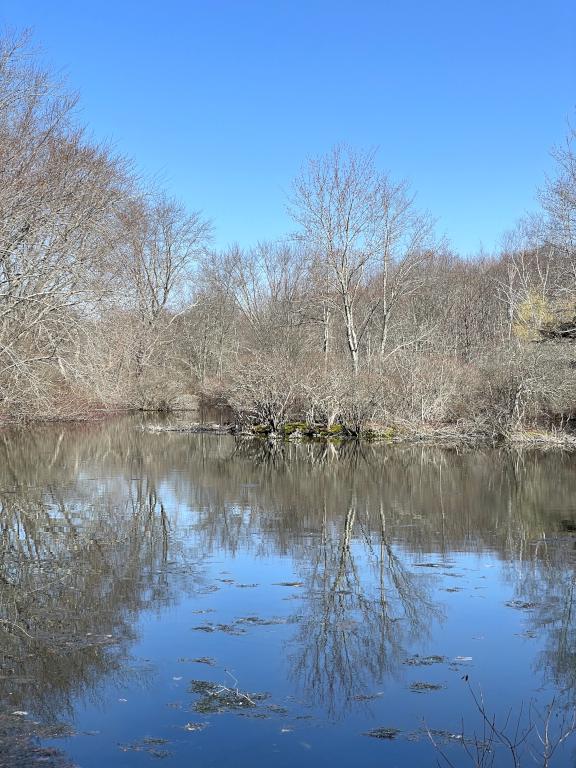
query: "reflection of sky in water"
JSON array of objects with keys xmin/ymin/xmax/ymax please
[
  {"xmin": 51, "ymin": 551, "xmax": 552, "ymax": 767},
  {"xmin": 1, "ymin": 422, "xmax": 575, "ymax": 766}
]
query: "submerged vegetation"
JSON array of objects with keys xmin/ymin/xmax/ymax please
[{"xmin": 0, "ymin": 30, "xmax": 574, "ymax": 443}]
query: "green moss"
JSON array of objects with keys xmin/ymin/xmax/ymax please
[
  {"xmin": 314, "ymin": 424, "xmax": 344, "ymax": 438},
  {"xmin": 361, "ymin": 426, "xmax": 395, "ymax": 441},
  {"xmin": 253, "ymin": 424, "xmax": 271, "ymax": 434},
  {"xmin": 282, "ymin": 421, "xmax": 308, "ymax": 436}
]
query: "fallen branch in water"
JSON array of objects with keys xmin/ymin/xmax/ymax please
[{"xmin": 216, "ymin": 670, "xmax": 257, "ymax": 706}]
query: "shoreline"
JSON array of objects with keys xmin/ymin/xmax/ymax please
[
  {"xmin": 1, "ymin": 411, "xmax": 574, "ymax": 451},
  {"xmin": 143, "ymin": 421, "xmax": 576, "ymax": 451}
]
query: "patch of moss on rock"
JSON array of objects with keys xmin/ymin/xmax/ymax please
[
  {"xmin": 282, "ymin": 422, "xmax": 309, "ymax": 438},
  {"xmin": 253, "ymin": 424, "xmax": 272, "ymax": 434}
]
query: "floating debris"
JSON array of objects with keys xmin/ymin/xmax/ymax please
[
  {"xmin": 119, "ymin": 737, "xmax": 172, "ymax": 759},
  {"xmin": 403, "ymin": 655, "xmax": 446, "ymax": 667},
  {"xmin": 183, "ymin": 722, "xmax": 207, "ymax": 732},
  {"xmin": 235, "ymin": 615, "xmax": 290, "ymax": 627},
  {"xmin": 425, "ymin": 728, "xmax": 490, "ymax": 749},
  {"xmin": 198, "ymin": 585, "xmax": 220, "ymax": 594},
  {"xmin": 192, "ymin": 623, "xmax": 247, "ymax": 636},
  {"xmin": 189, "ymin": 680, "xmax": 270, "ymax": 714},
  {"xmin": 409, "ymin": 681, "xmax": 445, "ymax": 693},
  {"xmin": 505, "ymin": 600, "xmax": 538, "ymax": 610},
  {"xmin": 352, "ymin": 692, "xmax": 384, "ymax": 702},
  {"xmin": 363, "ymin": 727, "xmax": 401, "ymax": 739},
  {"xmin": 35, "ymin": 722, "xmax": 76, "ymax": 739}
]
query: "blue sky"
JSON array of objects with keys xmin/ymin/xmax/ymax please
[{"xmin": 1, "ymin": 0, "xmax": 574, "ymax": 255}]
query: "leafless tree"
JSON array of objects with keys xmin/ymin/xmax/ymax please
[
  {"xmin": 116, "ymin": 193, "xmax": 211, "ymax": 405},
  {"xmin": 0, "ymin": 31, "xmax": 129, "ymax": 414},
  {"xmin": 540, "ymin": 124, "xmax": 576, "ymax": 292},
  {"xmin": 290, "ymin": 146, "xmax": 437, "ymax": 374},
  {"xmin": 289, "ymin": 146, "xmax": 386, "ymax": 373}
]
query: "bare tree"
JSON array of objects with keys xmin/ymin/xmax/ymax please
[
  {"xmin": 540, "ymin": 124, "xmax": 576, "ymax": 292},
  {"xmin": 290, "ymin": 146, "xmax": 436, "ymax": 373},
  {"xmin": 118, "ymin": 193, "xmax": 212, "ymax": 394},
  {"xmin": 373, "ymin": 177, "xmax": 436, "ymax": 360},
  {"xmin": 0, "ymin": 31, "xmax": 128, "ymax": 413},
  {"xmin": 289, "ymin": 146, "xmax": 385, "ymax": 373}
]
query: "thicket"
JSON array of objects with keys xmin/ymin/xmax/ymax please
[{"xmin": 1, "ymin": 31, "xmax": 575, "ymax": 437}]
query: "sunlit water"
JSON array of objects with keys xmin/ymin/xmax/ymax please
[{"xmin": 1, "ymin": 417, "xmax": 576, "ymax": 767}]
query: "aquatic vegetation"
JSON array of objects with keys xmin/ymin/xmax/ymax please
[
  {"xmin": 363, "ymin": 727, "xmax": 401, "ymax": 739},
  {"xmin": 192, "ymin": 623, "xmax": 247, "ymax": 635},
  {"xmin": 189, "ymin": 680, "xmax": 270, "ymax": 715},
  {"xmin": 409, "ymin": 682, "xmax": 445, "ymax": 693},
  {"xmin": 118, "ymin": 737, "xmax": 171, "ymax": 759},
  {"xmin": 403, "ymin": 655, "xmax": 447, "ymax": 667},
  {"xmin": 505, "ymin": 600, "xmax": 539, "ymax": 610},
  {"xmin": 235, "ymin": 615, "xmax": 292, "ymax": 626}
]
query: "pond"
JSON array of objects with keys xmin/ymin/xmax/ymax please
[{"xmin": 1, "ymin": 417, "xmax": 576, "ymax": 767}]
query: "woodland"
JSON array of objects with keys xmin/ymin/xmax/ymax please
[{"xmin": 1, "ymin": 31, "xmax": 575, "ymax": 440}]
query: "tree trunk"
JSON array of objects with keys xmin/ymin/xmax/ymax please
[{"xmin": 322, "ymin": 305, "xmax": 331, "ymax": 371}]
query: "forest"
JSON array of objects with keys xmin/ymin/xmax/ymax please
[{"xmin": 1, "ymin": 31, "xmax": 575, "ymax": 440}]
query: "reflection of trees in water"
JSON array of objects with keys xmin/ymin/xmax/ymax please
[
  {"xmin": 289, "ymin": 501, "xmax": 441, "ymax": 716},
  {"xmin": 185, "ymin": 437, "xmax": 576, "ymax": 712},
  {"xmin": 1, "ymin": 420, "xmax": 576, "ymax": 750},
  {"xmin": 0, "ymin": 424, "xmax": 204, "ymax": 764},
  {"xmin": 503, "ymin": 535, "xmax": 576, "ymax": 703},
  {"xmin": 183, "ymin": 437, "xmax": 576, "ymax": 564}
]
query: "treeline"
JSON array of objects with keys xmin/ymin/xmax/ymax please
[{"xmin": 1, "ymin": 31, "xmax": 575, "ymax": 435}]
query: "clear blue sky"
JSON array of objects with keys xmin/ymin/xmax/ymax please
[{"xmin": 1, "ymin": 0, "xmax": 574, "ymax": 255}]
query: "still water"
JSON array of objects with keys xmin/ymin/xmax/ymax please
[{"xmin": 1, "ymin": 418, "xmax": 576, "ymax": 767}]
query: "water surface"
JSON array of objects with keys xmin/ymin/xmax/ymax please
[{"xmin": 1, "ymin": 419, "xmax": 576, "ymax": 767}]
